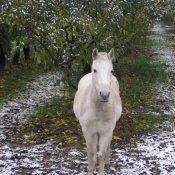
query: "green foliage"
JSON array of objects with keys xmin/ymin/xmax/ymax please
[
  {"xmin": 0, "ymin": 0, "xmax": 168, "ymax": 74},
  {"xmin": 161, "ymin": 0, "xmax": 175, "ymax": 22}
]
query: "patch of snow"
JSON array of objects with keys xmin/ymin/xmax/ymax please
[
  {"xmin": 0, "ymin": 71, "xmax": 64, "ymax": 127},
  {"xmin": 68, "ymin": 149, "xmax": 83, "ymax": 156}
]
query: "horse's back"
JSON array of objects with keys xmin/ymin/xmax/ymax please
[
  {"xmin": 78, "ymin": 73, "xmax": 92, "ymax": 90},
  {"xmin": 73, "ymin": 73, "xmax": 92, "ymax": 119}
]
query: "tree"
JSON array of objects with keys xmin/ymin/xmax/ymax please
[
  {"xmin": 0, "ymin": 0, "xmax": 170, "ymax": 74},
  {"xmin": 0, "ymin": 45, "xmax": 6, "ymax": 70},
  {"xmin": 0, "ymin": 23, "xmax": 12, "ymax": 70}
]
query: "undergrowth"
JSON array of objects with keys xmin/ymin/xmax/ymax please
[
  {"xmin": 8, "ymin": 53, "xmax": 168, "ymax": 147},
  {"xmin": 121, "ymin": 56, "xmax": 167, "ymax": 105},
  {"xmin": 1, "ymin": 35, "xmax": 169, "ymax": 147},
  {"xmin": 112, "ymin": 54, "xmax": 168, "ymax": 140},
  {"xmin": 0, "ymin": 62, "xmax": 44, "ymax": 103}
]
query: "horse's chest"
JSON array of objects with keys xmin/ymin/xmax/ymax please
[
  {"xmin": 95, "ymin": 102, "xmax": 114, "ymax": 119},
  {"xmin": 80, "ymin": 102, "xmax": 116, "ymax": 134}
]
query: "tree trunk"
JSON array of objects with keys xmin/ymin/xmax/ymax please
[
  {"xmin": 81, "ymin": 59, "xmax": 91, "ymax": 75},
  {"xmin": 13, "ymin": 51, "xmax": 20, "ymax": 65},
  {"xmin": 23, "ymin": 46, "xmax": 30, "ymax": 60},
  {"xmin": 0, "ymin": 45, "xmax": 5, "ymax": 71},
  {"xmin": 83, "ymin": 62, "xmax": 91, "ymax": 75}
]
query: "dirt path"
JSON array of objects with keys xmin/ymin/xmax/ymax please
[{"xmin": 0, "ymin": 21, "xmax": 175, "ymax": 175}]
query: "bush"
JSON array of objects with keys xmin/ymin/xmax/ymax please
[{"xmin": 0, "ymin": 0, "xmax": 169, "ymax": 83}]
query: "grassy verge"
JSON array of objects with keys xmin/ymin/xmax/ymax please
[
  {"xmin": 0, "ymin": 63, "xmax": 45, "ymax": 103},
  {"xmin": 8, "ymin": 53, "xmax": 168, "ymax": 147},
  {"xmin": 113, "ymin": 41, "xmax": 168, "ymax": 140},
  {"xmin": 121, "ymin": 56, "xmax": 167, "ymax": 106},
  {"xmin": 8, "ymin": 96, "xmax": 81, "ymax": 146},
  {"xmin": 2, "ymin": 36, "xmax": 169, "ymax": 147}
]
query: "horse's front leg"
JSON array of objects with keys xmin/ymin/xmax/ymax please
[
  {"xmin": 105, "ymin": 142, "xmax": 111, "ymax": 165},
  {"xmin": 98, "ymin": 130, "xmax": 113, "ymax": 175},
  {"xmin": 82, "ymin": 128, "xmax": 98, "ymax": 175}
]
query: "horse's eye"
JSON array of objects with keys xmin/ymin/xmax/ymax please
[
  {"xmin": 111, "ymin": 70, "xmax": 114, "ymax": 73},
  {"xmin": 94, "ymin": 69, "xmax": 97, "ymax": 73}
]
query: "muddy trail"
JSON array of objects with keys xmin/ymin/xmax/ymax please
[{"xmin": 0, "ymin": 21, "xmax": 175, "ymax": 175}]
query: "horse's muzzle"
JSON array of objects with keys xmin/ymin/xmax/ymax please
[{"xmin": 99, "ymin": 91, "xmax": 110, "ymax": 102}]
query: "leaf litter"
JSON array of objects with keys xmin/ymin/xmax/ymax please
[{"xmin": 0, "ymin": 22, "xmax": 175, "ymax": 174}]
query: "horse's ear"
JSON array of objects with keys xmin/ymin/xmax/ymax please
[
  {"xmin": 108, "ymin": 48, "xmax": 114, "ymax": 60},
  {"xmin": 92, "ymin": 48, "xmax": 98, "ymax": 60}
]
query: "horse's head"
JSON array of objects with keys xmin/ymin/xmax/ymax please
[{"xmin": 92, "ymin": 48, "xmax": 114, "ymax": 102}]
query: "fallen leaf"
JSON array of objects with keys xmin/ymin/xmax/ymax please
[
  {"xmin": 113, "ymin": 136, "xmax": 122, "ymax": 140},
  {"xmin": 121, "ymin": 145, "xmax": 125, "ymax": 149}
]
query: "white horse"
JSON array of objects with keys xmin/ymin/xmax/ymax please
[{"xmin": 73, "ymin": 48, "xmax": 122, "ymax": 175}]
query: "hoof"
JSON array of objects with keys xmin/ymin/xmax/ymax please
[
  {"xmin": 87, "ymin": 172, "xmax": 93, "ymax": 175},
  {"xmin": 97, "ymin": 173, "xmax": 104, "ymax": 175},
  {"xmin": 105, "ymin": 160, "xmax": 110, "ymax": 165}
]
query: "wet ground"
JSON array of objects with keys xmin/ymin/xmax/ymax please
[{"xmin": 0, "ymin": 21, "xmax": 175, "ymax": 175}]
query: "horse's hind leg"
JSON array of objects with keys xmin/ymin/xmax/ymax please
[{"xmin": 83, "ymin": 129, "xmax": 98, "ymax": 175}]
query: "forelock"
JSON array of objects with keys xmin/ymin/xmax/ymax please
[{"xmin": 96, "ymin": 52, "xmax": 108, "ymax": 60}]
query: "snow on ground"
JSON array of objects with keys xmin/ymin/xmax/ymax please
[
  {"xmin": 0, "ymin": 22, "xmax": 175, "ymax": 175},
  {"xmin": 150, "ymin": 22, "xmax": 175, "ymax": 117},
  {"xmin": 112, "ymin": 129, "xmax": 175, "ymax": 175},
  {"xmin": 0, "ymin": 71, "xmax": 63, "ymax": 128},
  {"xmin": 0, "ymin": 127, "xmax": 175, "ymax": 175}
]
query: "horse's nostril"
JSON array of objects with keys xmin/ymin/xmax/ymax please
[{"xmin": 100, "ymin": 91, "xmax": 110, "ymax": 100}]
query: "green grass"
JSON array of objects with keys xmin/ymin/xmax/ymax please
[
  {"xmin": 0, "ymin": 65, "xmax": 44, "ymax": 103},
  {"xmin": 113, "ymin": 53, "xmax": 168, "ymax": 138},
  {"xmin": 13, "ymin": 96, "xmax": 80, "ymax": 146},
  {"xmin": 124, "ymin": 56, "xmax": 167, "ymax": 104},
  {"xmin": 134, "ymin": 32, "xmax": 168, "ymax": 50},
  {"xmin": 132, "ymin": 114, "xmax": 164, "ymax": 131},
  {"xmin": 29, "ymin": 96, "xmax": 74, "ymax": 120}
]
